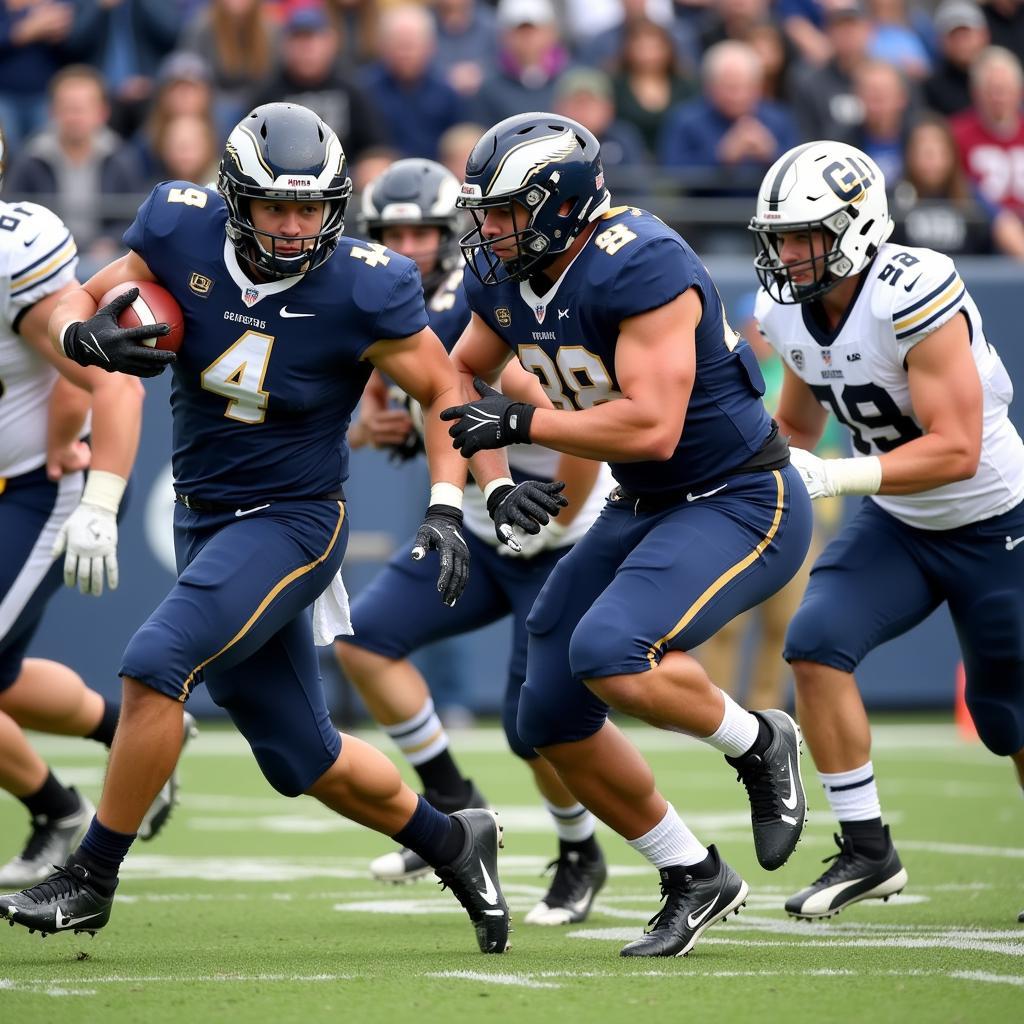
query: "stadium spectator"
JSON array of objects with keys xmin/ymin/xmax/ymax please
[
  {"xmin": 952, "ymin": 45, "xmax": 1024, "ymax": 216},
  {"xmin": 925, "ymin": 0, "xmax": 991, "ymax": 116},
  {"xmin": 432, "ymin": 0, "xmax": 500, "ymax": 98},
  {"xmin": 324, "ymin": 0, "xmax": 380, "ymax": 66},
  {"xmin": 847, "ymin": 58, "xmax": 913, "ymax": 183},
  {"xmin": 612, "ymin": 17, "xmax": 696, "ymax": 158},
  {"xmin": 438, "ymin": 121, "xmax": 484, "ymax": 181},
  {"xmin": 574, "ymin": 0, "xmax": 699, "ymax": 74},
  {"xmin": 5, "ymin": 65, "xmax": 145, "ymax": 267},
  {"xmin": 891, "ymin": 112, "xmax": 1024, "ymax": 257},
  {"xmin": 982, "ymin": 0, "xmax": 1024, "ymax": 62},
  {"xmin": 148, "ymin": 113, "xmax": 220, "ymax": 188},
  {"xmin": 658, "ymin": 40, "xmax": 798, "ymax": 195},
  {"xmin": 746, "ymin": 18, "xmax": 794, "ymax": 102},
  {"xmin": 179, "ymin": 0, "xmax": 280, "ymax": 137},
  {"xmin": 250, "ymin": 5, "xmax": 384, "ymax": 163},
  {"xmin": 787, "ymin": 0, "xmax": 872, "ymax": 145},
  {"xmin": 472, "ymin": 0, "xmax": 569, "ymax": 128},
  {"xmin": 349, "ymin": 144, "xmax": 401, "ymax": 195},
  {"xmin": 360, "ymin": 4, "xmax": 465, "ymax": 160},
  {"xmin": 778, "ymin": 0, "xmax": 834, "ymax": 68},
  {"xmin": 865, "ymin": 0, "xmax": 932, "ymax": 80}
]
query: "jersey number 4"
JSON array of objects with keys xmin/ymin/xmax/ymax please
[{"xmin": 201, "ymin": 330, "xmax": 274, "ymax": 424}]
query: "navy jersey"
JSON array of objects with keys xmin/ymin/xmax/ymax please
[
  {"xmin": 124, "ymin": 181, "xmax": 428, "ymax": 503},
  {"xmin": 427, "ymin": 266, "xmax": 471, "ymax": 351},
  {"xmin": 464, "ymin": 206, "xmax": 773, "ymax": 494}
]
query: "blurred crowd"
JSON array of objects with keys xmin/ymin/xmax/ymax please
[{"xmin": 4, "ymin": 0, "xmax": 1024, "ymax": 264}]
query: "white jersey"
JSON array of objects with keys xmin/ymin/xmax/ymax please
[
  {"xmin": 755, "ymin": 242, "xmax": 1024, "ymax": 530},
  {"xmin": 0, "ymin": 201, "xmax": 80, "ymax": 478}
]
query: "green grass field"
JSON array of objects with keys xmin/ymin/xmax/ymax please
[{"xmin": 1, "ymin": 718, "xmax": 1021, "ymax": 1023}]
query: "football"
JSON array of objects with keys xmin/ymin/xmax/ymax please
[{"xmin": 98, "ymin": 280, "xmax": 184, "ymax": 353}]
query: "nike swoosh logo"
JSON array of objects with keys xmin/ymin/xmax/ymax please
[
  {"xmin": 280, "ymin": 307, "xmax": 315, "ymax": 318},
  {"xmin": 903, "ymin": 274, "xmax": 922, "ymax": 292},
  {"xmin": 568, "ymin": 887, "xmax": 593, "ymax": 915},
  {"xmin": 781, "ymin": 755, "xmax": 799, "ymax": 811},
  {"xmin": 235, "ymin": 503, "xmax": 271, "ymax": 517},
  {"xmin": 55, "ymin": 907, "xmax": 103, "ymax": 929},
  {"xmin": 477, "ymin": 859, "xmax": 499, "ymax": 906},
  {"xmin": 83, "ymin": 332, "xmax": 109, "ymax": 363},
  {"xmin": 24, "ymin": 234, "xmax": 40, "ymax": 247},
  {"xmin": 686, "ymin": 897, "xmax": 719, "ymax": 929},
  {"xmin": 1006, "ymin": 535, "xmax": 1024, "ymax": 551},
  {"xmin": 686, "ymin": 483, "xmax": 728, "ymax": 502}
]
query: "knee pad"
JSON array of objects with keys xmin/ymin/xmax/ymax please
[
  {"xmin": 783, "ymin": 599, "xmax": 858, "ymax": 672},
  {"xmin": 502, "ymin": 677, "xmax": 535, "ymax": 760}
]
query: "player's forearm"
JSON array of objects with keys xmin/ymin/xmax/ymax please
[
  {"xmin": 527, "ymin": 402, "xmax": 681, "ymax": 462},
  {"xmin": 551, "ymin": 454, "xmax": 601, "ymax": 527},
  {"xmin": 422, "ymin": 401, "xmax": 469, "ymax": 492},
  {"xmin": 48, "ymin": 286, "xmax": 100, "ymax": 358},
  {"xmin": 775, "ymin": 414, "xmax": 824, "ymax": 454},
  {"xmin": 85, "ymin": 373, "xmax": 144, "ymax": 480},
  {"xmin": 468, "ymin": 448, "xmax": 515, "ymax": 491},
  {"xmin": 47, "ymin": 377, "xmax": 91, "ymax": 454},
  {"xmin": 876, "ymin": 432, "xmax": 980, "ymax": 495}
]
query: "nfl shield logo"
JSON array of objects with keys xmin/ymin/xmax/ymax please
[
  {"xmin": 822, "ymin": 350, "xmax": 832, "ymax": 366},
  {"xmin": 243, "ymin": 286, "xmax": 260, "ymax": 307},
  {"xmin": 534, "ymin": 304, "xmax": 546, "ymax": 324}
]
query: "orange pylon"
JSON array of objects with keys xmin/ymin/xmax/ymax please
[{"xmin": 954, "ymin": 662, "xmax": 979, "ymax": 741}]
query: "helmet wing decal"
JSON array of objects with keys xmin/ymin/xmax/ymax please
[{"xmin": 488, "ymin": 132, "xmax": 579, "ymax": 196}]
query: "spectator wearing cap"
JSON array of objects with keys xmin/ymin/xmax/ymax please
[
  {"xmin": 360, "ymin": 4, "xmax": 465, "ymax": 160},
  {"xmin": 925, "ymin": 0, "xmax": 990, "ymax": 116},
  {"xmin": 5, "ymin": 64, "xmax": 145, "ymax": 269},
  {"xmin": 433, "ymin": 0, "xmax": 500, "ymax": 98},
  {"xmin": 179, "ymin": 0, "xmax": 280, "ymax": 135},
  {"xmin": 554, "ymin": 67, "xmax": 648, "ymax": 178},
  {"xmin": 951, "ymin": 45, "xmax": 1024, "ymax": 216},
  {"xmin": 612, "ymin": 16, "xmax": 697, "ymax": 157},
  {"xmin": 658, "ymin": 40, "xmax": 798, "ymax": 195},
  {"xmin": 787, "ymin": 0, "xmax": 873, "ymax": 143},
  {"xmin": 471, "ymin": 0, "xmax": 569, "ymax": 127},
  {"xmin": 250, "ymin": 6, "xmax": 384, "ymax": 163}
]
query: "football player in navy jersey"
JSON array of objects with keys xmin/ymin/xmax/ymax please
[
  {"xmin": 0, "ymin": 104, "xmax": 564, "ymax": 955},
  {"xmin": 337, "ymin": 159, "xmax": 610, "ymax": 925},
  {"xmin": 441, "ymin": 113, "xmax": 815, "ymax": 958}
]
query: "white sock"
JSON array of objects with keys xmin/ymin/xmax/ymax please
[
  {"xmin": 819, "ymin": 762, "xmax": 882, "ymax": 822},
  {"xmin": 626, "ymin": 803, "xmax": 708, "ymax": 869},
  {"xmin": 544, "ymin": 799, "xmax": 596, "ymax": 843},
  {"xmin": 382, "ymin": 698, "xmax": 448, "ymax": 766},
  {"xmin": 704, "ymin": 692, "xmax": 760, "ymax": 757}
]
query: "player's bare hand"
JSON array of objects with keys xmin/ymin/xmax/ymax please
[
  {"xmin": 46, "ymin": 439, "xmax": 91, "ymax": 481},
  {"xmin": 411, "ymin": 504, "xmax": 470, "ymax": 606},
  {"xmin": 441, "ymin": 377, "xmax": 535, "ymax": 457},
  {"xmin": 364, "ymin": 408, "xmax": 415, "ymax": 448}
]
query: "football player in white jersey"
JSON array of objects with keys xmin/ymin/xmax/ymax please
[
  {"xmin": 750, "ymin": 140, "xmax": 1024, "ymax": 921},
  {"xmin": 0, "ymin": 126, "xmax": 193, "ymax": 887}
]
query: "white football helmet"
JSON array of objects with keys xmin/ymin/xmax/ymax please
[{"xmin": 750, "ymin": 140, "xmax": 893, "ymax": 304}]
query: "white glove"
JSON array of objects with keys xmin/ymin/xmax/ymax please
[
  {"xmin": 52, "ymin": 470, "xmax": 126, "ymax": 596},
  {"xmin": 789, "ymin": 447, "xmax": 882, "ymax": 500},
  {"xmin": 497, "ymin": 519, "xmax": 567, "ymax": 559}
]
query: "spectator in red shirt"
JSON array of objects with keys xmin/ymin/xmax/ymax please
[{"xmin": 951, "ymin": 45, "xmax": 1024, "ymax": 215}]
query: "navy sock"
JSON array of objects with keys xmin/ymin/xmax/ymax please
[
  {"xmin": 416, "ymin": 751, "xmax": 469, "ymax": 801},
  {"xmin": 19, "ymin": 770, "xmax": 80, "ymax": 820},
  {"xmin": 76, "ymin": 817, "xmax": 136, "ymax": 887},
  {"xmin": 560, "ymin": 835, "xmax": 600, "ymax": 861},
  {"xmin": 392, "ymin": 795, "xmax": 466, "ymax": 867},
  {"xmin": 86, "ymin": 699, "xmax": 120, "ymax": 748},
  {"xmin": 840, "ymin": 818, "xmax": 889, "ymax": 858}
]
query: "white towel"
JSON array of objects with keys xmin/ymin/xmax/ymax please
[{"xmin": 312, "ymin": 567, "xmax": 353, "ymax": 645}]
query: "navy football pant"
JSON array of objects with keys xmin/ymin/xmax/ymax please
[
  {"xmin": 786, "ymin": 496, "xmax": 1024, "ymax": 756},
  {"xmin": 0, "ymin": 466, "xmax": 83, "ymax": 690},
  {"xmin": 519, "ymin": 466, "xmax": 812, "ymax": 748},
  {"xmin": 121, "ymin": 499, "xmax": 347, "ymax": 796},
  {"xmin": 344, "ymin": 530, "xmax": 568, "ymax": 760}
]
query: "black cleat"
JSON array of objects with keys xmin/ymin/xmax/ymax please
[
  {"xmin": 0, "ymin": 860, "xmax": 115, "ymax": 936},
  {"xmin": 727, "ymin": 709, "xmax": 806, "ymax": 870},
  {"xmin": 785, "ymin": 827, "xmax": 908, "ymax": 920},
  {"xmin": 370, "ymin": 780, "xmax": 487, "ymax": 883},
  {"xmin": 0, "ymin": 789, "xmax": 93, "ymax": 889},
  {"xmin": 620, "ymin": 845, "xmax": 748, "ymax": 958},
  {"xmin": 525, "ymin": 842, "xmax": 608, "ymax": 925},
  {"xmin": 434, "ymin": 808, "xmax": 509, "ymax": 954},
  {"xmin": 1018, "ymin": 909, "xmax": 1023, "ymax": 923}
]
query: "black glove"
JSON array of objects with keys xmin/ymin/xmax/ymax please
[
  {"xmin": 61, "ymin": 288, "xmax": 176, "ymax": 378},
  {"xmin": 487, "ymin": 480, "xmax": 567, "ymax": 551},
  {"xmin": 411, "ymin": 504, "xmax": 470, "ymax": 607},
  {"xmin": 440, "ymin": 377, "xmax": 535, "ymax": 458}
]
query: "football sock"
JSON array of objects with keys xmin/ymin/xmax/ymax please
[
  {"xmin": 705, "ymin": 692, "xmax": 761, "ymax": 757},
  {"xmin": 543, "ymin": 798, "xmax": 597, "ymax": 843},
  {"xmin": 839, "ymin": 817, "xmax": 889, "ymax": 858},
  {"xmin": 86, "ymin": 699, "xmax": 120, "ymax": 748},
  {"xmin": 19, "ymin": 770, "xmax": 81, "ymax": 820},
  {"xmin": 383, "ymin": 699, "xmax": 465, "ymax": 796},
  {"xmin": 559, "ymin": 834, "xmax": 602, "ymax": 861},
  {"xmin": 627, "ymin": 803, "xmax": 708, "ymax": 869},
  {"xmin": 76, "ymin": 817, "xmax": 136, "ymax": 889},
  {"xmin": 820, "ymin": 762, "xmax": 882, "ymax": 821},
  {"xmin": 393, "ymin": 794, "xmax": 465, "ymax": 867}
]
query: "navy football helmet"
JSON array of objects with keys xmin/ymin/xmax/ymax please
[
  {"xmin": 218, "ymin": 103, "xmax": 353, "ymax": 280},
  {"xmin": 360, "ymin": 158, "xmax": 462, "ymax": 293},
  {"xmin": 456, "ymin": 112, "xmax": 610, "ymax": 284}
]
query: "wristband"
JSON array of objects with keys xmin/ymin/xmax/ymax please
[
  {"xmin": 81, "ymin": 469, "xmax": 127, "ymax": 515},
  {"xmin": 483, "ymin": 477, "xmax": 515, "ymax": 504},
  {"xmin": 831, "ymin": 455, "xmax": 883, "ymax": 496},
  {"xmin": 429, "ymin": 482, "xmax": 464, "ymax": 511},
  {"xmin": 58, "ymin": 321, "xmax": 81, "ymax": 358}
]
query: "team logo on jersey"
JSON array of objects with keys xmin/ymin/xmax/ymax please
[
  {"xmin": 495, "ymin": 307, "xmax": 512, "ymax": 327},
  {"xmin": 790, "ymin": 349, "xmax": 805, "ymax": 371},
  {"xmin": 189, "ymin": 272, "xmax": 213, "ymax": 297},
  {"xmin": 821, "ymin": 350, "xmax": 832, "ymax": 366},
  {"xmin": 243, "ymin": 286, "xmax": 260, "ymax": 307},
  {"xmin": 534, "ymin": 304, "xmax": 546, "ymax": 324}
]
